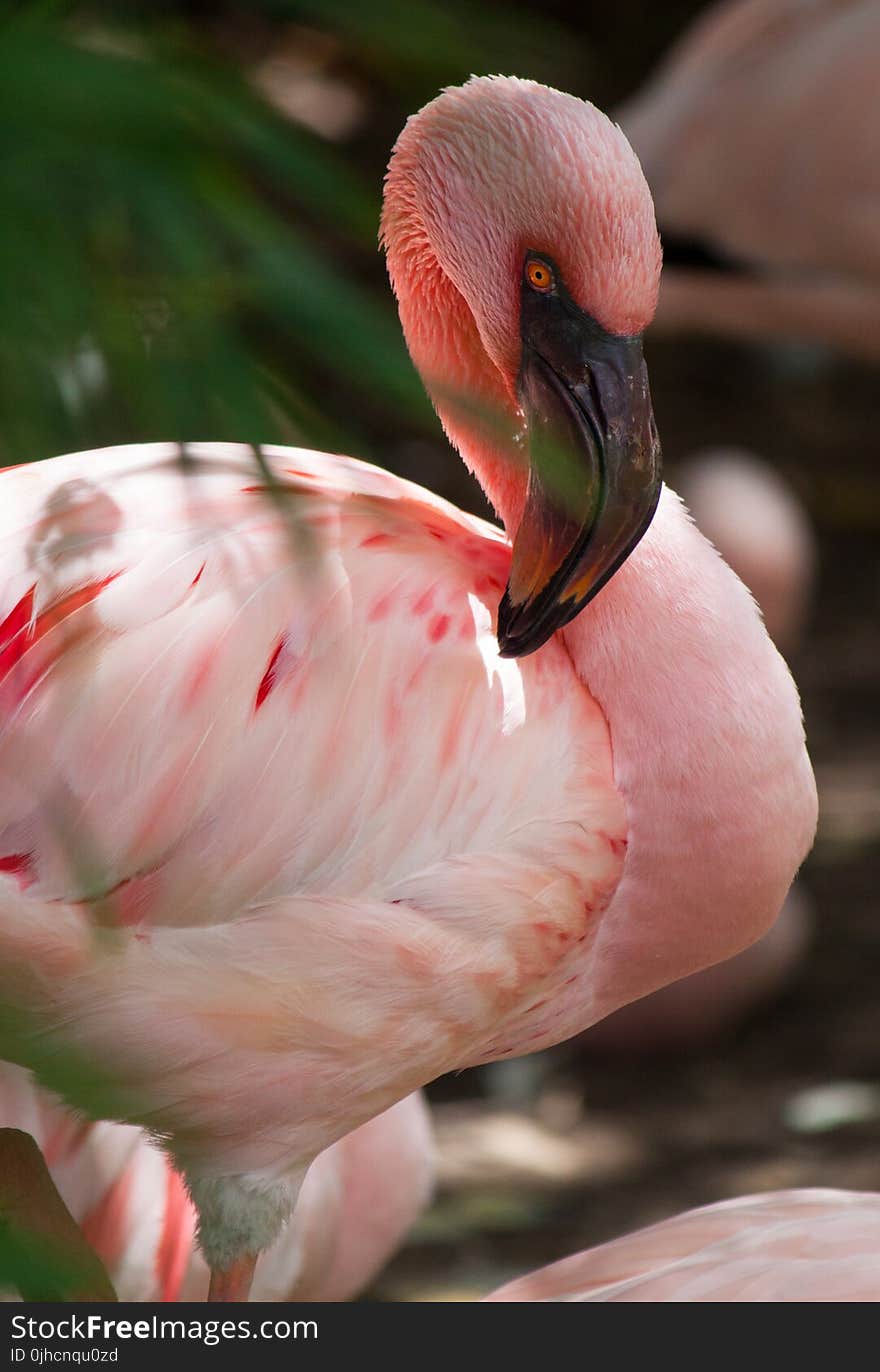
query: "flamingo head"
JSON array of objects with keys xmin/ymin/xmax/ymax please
[{"xmin": 382, "ymin": 76, "xmax": 663, "ymax": 656}]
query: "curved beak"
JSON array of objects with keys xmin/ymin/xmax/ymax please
[{"xmin": 497, "ymin": 288, "xmax": 662, "ymax": 658}]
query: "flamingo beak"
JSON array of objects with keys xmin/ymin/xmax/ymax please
[{"xmin": 497, "ymin": 292, "xmax": 662, "ymax": 659}]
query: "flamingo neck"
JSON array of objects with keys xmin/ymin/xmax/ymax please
[{"xmin": 556, "ymin": 486, "xmax": 816, "ymax": 1020}]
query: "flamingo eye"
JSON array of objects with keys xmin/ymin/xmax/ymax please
[{"xmin": 525, "ymin": 259, "xmax": 554, "ymax": 292}]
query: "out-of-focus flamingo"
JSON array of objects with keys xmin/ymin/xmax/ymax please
[
  {"xmin": 0, "ymin": 77, "xmax": 816, "ymax": 1300},
  {"xmin": 585, "ymin": 449, "xmax": 816, "ymax": 1051},
  {"xmin": 618, "ymin": 0, "xmax": 880, "ymax": 359},
  {"xmin": 0, "ymin": 1063, "xmax": 432, "ymax": 1302},
  {"xmin": 485, "ymin": 1190, "xmax": 880, "ymax": 1301}
]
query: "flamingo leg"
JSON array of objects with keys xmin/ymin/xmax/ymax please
[{"xmin": 207, "ymin": 1253, "xmax": 258, "ymax": 1303}]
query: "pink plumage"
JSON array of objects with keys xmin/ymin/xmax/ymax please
[
  {"xmin": 0, "ymin": 77, "xmax": 816, "ymax": 1298},
  {"xmin": 486, "ymin": 1190, "xmax": 880, "ymax": 1301}
]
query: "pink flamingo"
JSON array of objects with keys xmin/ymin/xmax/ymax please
[
  {"xmin": 486, "ymin": 1190, "xmax": 880, "ymax": 1301},
  {"xmin": 0, "ymin": 77, "xmax": 816, "ymax": 1300},
  {"xmin": 0, "ymin": 1064, "xmax": 432, "ymax": 1301},
  {"xmin": 619, "ymin": 0, "xmax": 880, "ymax": 359}
]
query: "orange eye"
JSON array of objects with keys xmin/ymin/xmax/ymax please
[{"xmin": 526, "ymin": 259, "xmax": 554, "ymax": 292}]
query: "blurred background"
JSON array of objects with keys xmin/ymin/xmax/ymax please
[{"xmin": 3, "ymin": 0, "xmax": 879, "ymax": 1299}]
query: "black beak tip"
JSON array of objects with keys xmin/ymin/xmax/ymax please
[
  {"xmin": 496, "ymin": 587, "xmax": 545, "ymax": 659},
  {"xmin": 496, "ymin": 588, "xmax": 528, "ymax": 658},
  {"xmin": 496, "ymin": 588, "xmax": 518, "ymax": 658}
]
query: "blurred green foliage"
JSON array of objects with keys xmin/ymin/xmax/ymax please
[
  {"xmin": 0, "ymin": 1, "xmax": 583, "ymax": 468},
  {"xmin": 0, "ymin": 1221, "xmax": 91, "ymax": 1301},
  {"xmin": 2, "ymin": 4, "xmax": 413, "ymax": 462}
]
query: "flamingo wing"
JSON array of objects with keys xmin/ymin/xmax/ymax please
[{"xmin": 0, "ymin": 443, "xmax": 624, "ymax": 1193}]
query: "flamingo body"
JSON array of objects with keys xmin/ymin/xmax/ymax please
[
  {"xmin": 0, "ymin": 438, "xmax": 814, "ymax": 1267},
  {"xmin": 486, "ymin": 1190, "xmax": 880, "ymax": 1301}
]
